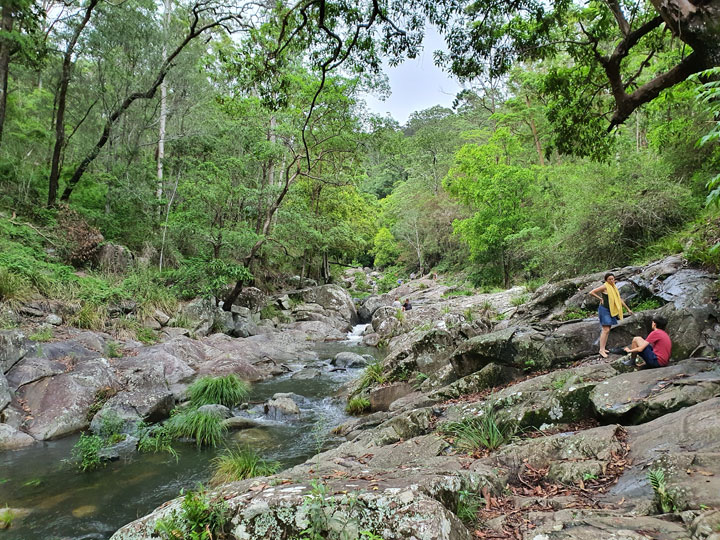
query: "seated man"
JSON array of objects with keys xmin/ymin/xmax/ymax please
[{"xmin": 621, "ymin": 316, "xmax": 672, "ymax": 368}]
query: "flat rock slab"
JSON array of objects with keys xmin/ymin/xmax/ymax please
[
  {"xmin": 590, "ymin": 358, "xmax": 720, "ymax": 423},
  {"xmin": 607, "ymin": 398, "xmax": 720, "ymax": 512},
  {"xmin": 527, "ymin": 512, "xmax": 690, "ymax": 540}
]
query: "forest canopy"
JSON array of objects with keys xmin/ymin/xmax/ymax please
[{"xmin": 0, "ymin": 0, "xmax": 718, "ymax": 307}]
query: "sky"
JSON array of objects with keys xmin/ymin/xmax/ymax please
[{"xmin": 363, "ymin": 25, "xmax": 464, "ymax": 125}]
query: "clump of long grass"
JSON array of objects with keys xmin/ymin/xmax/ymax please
[
  {"xmin": 210, "ymin": 446, "xmax": 279, "ymax": 486},
  {"xmin": 165, "ymin": 409, "xmax": 228, "ymax": 447},
  {"xmin": 0, "ymin": 267, "xmax": 32, "ymax": 305},
  {"xmin": 360, "ymin": 362, "xmax": 386, "ymax": 389},
  {"xmin": 188, "ymin": 375, "xmax": 250, "ymax": 408},
  {"xmin": 345, "ymin": 396, "xmax": 371, "ymax": 415},
  {"xmin": 440, "ymin": 405, "xmax": 515, "ymax": 452},
  {"xmin": 69, "ymin": 302, "xmax": 107, "ymax": 330}
]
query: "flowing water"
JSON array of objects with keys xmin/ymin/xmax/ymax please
[{"xmin": 0, "ymin": 326, "xmax": 376, "ymax": 540}]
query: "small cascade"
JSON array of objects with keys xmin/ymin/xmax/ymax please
[{"xmin": 344, "ymin": 323, "xmax": 369, "ymax": 344}]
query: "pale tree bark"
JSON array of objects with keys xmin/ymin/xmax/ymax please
[
  {"xmin": 60, "ymin": 4, "xmax": 238, "ymax": 203},
  {"xmin": 157, "ymin": 0, "xmax": 171, "ymax": 203},
  {"xmin": 524, "ymin": 95, "xmax": 544, "ymax": 166}
]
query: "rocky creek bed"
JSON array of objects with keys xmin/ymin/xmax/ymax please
[{"xmin": 3, "ymin": 256, "xmax": 720, "ymax": 540}]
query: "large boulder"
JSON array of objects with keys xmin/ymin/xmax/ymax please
[
  {"xmin": 0, "ymin": 423, "xmax": 35, "ymax": 450},
  {"xmin": 357, "ymin": 294, "xmax": 394, "ymax": 322},
  {"xmin": 178, "ymin": 298, "xmax": 215, "ymax": 336},
  {"xmin": 332, "ymin": 352, "xmax": 368, "ymax": 368},
  {"xmin": 264, "ymin": 394, "xmax": 300, "ymax": 420},
  {"xmin": 295, "ymin": 284, "xmax": 359, "ymax": 325},
  {"xmin": 19, "ymin": 357, "xmax": 117, "ymax": 440},
  {"xmin": 94, "ymin": 243, "xmax": 134, "ymax": 273}
]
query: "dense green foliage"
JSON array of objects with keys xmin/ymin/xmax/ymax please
[{"xmin": 0, "ymin": 0, "xmax": 717, "ymax": 304}]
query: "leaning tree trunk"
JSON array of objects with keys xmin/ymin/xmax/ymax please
[
  {"xmin": 0, "ymin": 4, "xmax": 14, "ymax": 147},
  {"xmin": 47, "ymin": 0, "xmax": 99, "ymax": 208}
]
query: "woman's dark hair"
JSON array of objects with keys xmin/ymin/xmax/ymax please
[
  {"xmin": 604, "ymin": 272, "xmax": 615, "ymax": 281},
  {"xmin": 652, "ymin": 316, "xmax": 668, "ymax": 330}
]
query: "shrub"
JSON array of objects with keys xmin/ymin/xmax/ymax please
[
  {"xmin": 648, "ymin": 468, "xmax": 676, "ymax": 513},
  {"xmin": 166, "ymin": 257, "xmax": 252, "ymax": 301},
  {"xmin": 559, "ymin": 307, "xmax": 594, "ymax": 321},
  {"xmin": 510, "ymin": 294, "xmax": 530, "ymax": 307},
  {"xmin": 71, "ymin": 433, "xmax": 105, "ymax": 472},
  {"xmin": 440, "ymin": 406, "xmax": 515, "ymax": 452},
  {"xmin": 106, "ymin": 341, "xmax": 122, "ymax": 358},
  {"xmin": 154, "ymin": 487, "xmax": 230, "ymax": 540},
  {"xmin": 260, "ymin": 304, "xmax": 281, "ymax": 320},
  {"xmin": 165, "ymin": 409, "xmax": 227, "ymax": 448},
  {"xmin": 188, "ymin": 375, "xmax": 250, "ymax": 408},
  {"xmin": 631, "ymin": 297, "xmax": 663, "ymax": 311},
  {"xmin": 135, "ymin": 327, "xmax": 158, "ymax": 345},
  {"xmin": 210, "ymin": 447, "xmax": 279, "ymax": 486},
  {"xmin": 121, "ymin": 267, "xmax": 178, "ymax": 319},
  {"xmin": 345, "ymin": 396, "xmax": 371, "ymax": 415},
  {"xmin": 136, "ymin": 424, "xmax": 177, "ymax": 459}
]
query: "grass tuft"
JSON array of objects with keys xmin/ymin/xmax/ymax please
[
  {"xmin": 345, "ymin": 396, "xmax": 371, "ymax": 415},
  {"xmin": 0, "ymin": 267, "xmax": 32, "ymax": 305},
  {"xmin": 188, "ymin": 375, "xmax": 250, "ymax": 408},
  {"xmin": 359, "ymin": 362, "xmax": 386, "ymax": 389},
  {"xmin": 440, "ymin": 405, "xmax": 515, "ymax": 452},
  {"xmin": 210, "ymin": 446, "xmax": 279, "ymax": 486},
  {"xmin": 165, "ymin": 409, "xmax": 227, "ymax": 447}
]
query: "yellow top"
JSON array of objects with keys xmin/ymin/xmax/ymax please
[{"xmin": 605, "ymin": 282, "xmax": 624, "ymax": 320}]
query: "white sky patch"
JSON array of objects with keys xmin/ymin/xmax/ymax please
[{"xmin": 363, "ymin": 25, "xmax": 463, "ymax": 125}]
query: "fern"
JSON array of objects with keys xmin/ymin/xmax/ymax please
[{"xmin": 647, "ymin": 468, "xmax": 676, "ymax": 513}]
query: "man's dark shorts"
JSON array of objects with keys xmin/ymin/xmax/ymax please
[{"xmin": 639, "ymin": 344, "xmax": 662, "ymax": 368}]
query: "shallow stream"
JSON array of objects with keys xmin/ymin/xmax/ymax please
[{"xmin": 0, "ymin": 327, "xmax": 376, "ymax": 540}]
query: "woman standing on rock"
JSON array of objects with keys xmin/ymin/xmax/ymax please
[{"xmin": 589, "ymin": 273, "xmax": 633, "ymax": 358}]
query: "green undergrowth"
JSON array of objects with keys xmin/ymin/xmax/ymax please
[
  {"xmin": 154, "ymin": 486, "xmax": 230, "ymax": 540},
  {"xmin": 345, "ymin": 396, "xmax": 371, "ymax": 415},
  {"xmin": 165, "ymin": 408, "xmax": 228, "ymax": 448}
]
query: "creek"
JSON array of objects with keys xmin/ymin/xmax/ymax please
[{"xmin": 0, "ymin": 325, "xmax": 376, "ymax": 540}]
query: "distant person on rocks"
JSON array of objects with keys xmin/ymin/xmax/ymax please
[
  {"xmin": 409, "ymin": 272, "xmax": 416, "ymax": 280},
  {"xmin": 589, "ymin": 273, "xmax": 633, "ymax": 358},
  {"xmin": 392, "ymin": 297, "xmax": 402, "ymax": 309},
  {"xmin": 402, "ymin": 298, "xmax": 412, "ymax": 311},
  {"xmin": 620, "ymin": 316, "xmax": 672, "ymax": 369}
]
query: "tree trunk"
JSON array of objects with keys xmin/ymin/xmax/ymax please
[
  {"xmin": 0, "ymin": 4, "xmax": 14, "ymax": 147},
  {"xmin": 157, "ymin": 0, "xmax": 172, "ymax": 203},
  {"xmin": 47, "ymin": 0, "xmax": 99, "ymax": 207},
  {"xmin": 525, "ymin": 95, "xmax": 544, "ymax": 166}
]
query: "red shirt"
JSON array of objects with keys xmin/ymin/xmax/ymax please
[{"xmin": 646, "ymin": 329, "xmax": 672, "ymax": 366}]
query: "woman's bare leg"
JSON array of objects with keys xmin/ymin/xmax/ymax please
[{"xmin": 599, "ymin": 326, "xmax": 610, "ymax": 357}]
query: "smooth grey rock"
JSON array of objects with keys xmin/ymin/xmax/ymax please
[
  {"xmin": 0, "ymin": 423, "xmax": 35, "ymax": 450},
  {"xmin": 20, "ymin": 357, "xmax": 117, "ymax": 440},
  {"xmin": 263, "ymin": 396, "xmax": 300, "ymax": 419},
  {"xmin": 332, "ymin": 351, "xmax": 368, "ymax": 368},
  {"xmin": 369, "ymin": 382, "xmax": 413, "ymax": 412},
  {"xmin": 45, "ymin": 314, "xmax": 62, "ymax": 326},
  {"xmin": 94, "ymin": 243, "xmax": 134, "ymax": 273},
  {"xmin": 290, "ymin": 368, "xmax": 321, "ymax": 380},
  {"xmin": 98, "ymin": 435, "xmax": 139, "ymax": 461},
  {"xmin": 153, "ymin": 309, "xmax": 170, "ymax": 326},
  {"xmin": 196, "ymin": 404, "xmax": 232, "ymax": 418},
  {"xmin": 224, "ymin": 416, "xmax": 262, "ymax": 430},
  {"xmin": 90, "ymin": 405, "xmax": 142, "ymax": 436}
]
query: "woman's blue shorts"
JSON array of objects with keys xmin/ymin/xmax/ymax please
[{"xmin": 598, "ymin": 305, "xmax": 618, "ymax": 326}]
